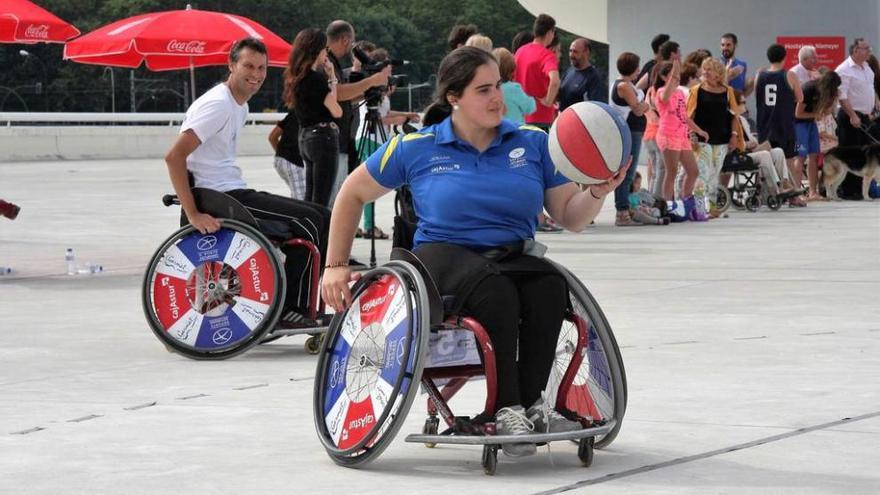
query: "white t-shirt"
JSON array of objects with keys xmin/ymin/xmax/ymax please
[{"xmin": 180, "ymin": 83, "xmax": 249, "ymax": 192}]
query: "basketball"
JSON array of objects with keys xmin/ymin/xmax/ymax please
[{"xmin": 548, "ymin": 101, "xmax": 631, "ymax": 185}]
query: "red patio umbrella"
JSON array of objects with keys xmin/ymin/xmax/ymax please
[
  {"xmin": 0, "ymin": 0, "xmax": 80, "ymax": 44},
  {"xmin": 63, "ymin": 4, "xmax": 291, "ymax": 100}
]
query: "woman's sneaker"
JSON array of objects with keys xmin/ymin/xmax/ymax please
[
  {"xmin": 494, "ymin": 406, "xmax": 537, "ymax": 457},
  {"xmin": 526, "ymin": 397, "xmax": 582, "ymax": 433}
]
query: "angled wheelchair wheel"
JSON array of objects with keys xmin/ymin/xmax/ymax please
[
  {"xmin": 547, "ymin": 262, "xmax": 627, "ymax": 450},
  {"xmin": 715, "ymin": 186, "xmax": 731, "ymax": 213},
  {"xmin": 313, "ymin": 261, "xmax": 430, "ymax": 467},
  {"xmin": 142, "ymin": 219, "xmax": 285, "ymax": 360}
]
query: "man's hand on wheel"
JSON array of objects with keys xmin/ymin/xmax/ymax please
[{"xmin": 189, "ymin": 212, "xmax": 221, "ymax": 234}]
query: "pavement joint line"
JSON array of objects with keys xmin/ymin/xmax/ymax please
[
  {"xmin": 289, "ymin": 376, "xmax": 316, "ymax": 382},
  {"xmin": 659, "ymin": 340, "xmax": 699, "ymax": 346},
  {"xmin": 9, "ymin": 427, "xmax": 46, "ymax": 435},
  {"xmin": 176, "ymin": 393, "xmax": 209, "ymax": 400},
  {"xmin": 532, "ymin": 409, "xmax": 880, "ymax": 495},
  {"xmin": 123, "ymin": 401, "xmax": 158, "ymax": 411},
  {"xmin": 67, "ymin": 414, "xmax": 103, "ymax": 423},
  {"xmin": 233, "ymin": 383, "xmax": 268, "ymax": 390},
  {"xmin": 800, "ymin": 331, "xmax": 836, "ymax": 336},
  {"xmin": 733, "ymin": 336, "xmax": 767, "ymax": 340},
  {"xmin": 9, "ymin": 377, "xmax": 305, "ymax": 434}
]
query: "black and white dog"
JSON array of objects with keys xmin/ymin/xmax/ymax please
[{"xmin": 822, "ymin": 145, "xmax": 880, "ymax": 200}]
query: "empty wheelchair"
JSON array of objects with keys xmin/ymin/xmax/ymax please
[
  {"xmin": 716, "ymin": 152, "xmax": 784, "ymax": 213},
  {"xmin": 142, "ymin": 187, "xmax": 327, "ymax": 360},
  {"xmin": 313, "ymin": 248, "xmax": 627, "ymax": 475}
]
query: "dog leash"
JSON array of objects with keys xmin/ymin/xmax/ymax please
[{"xmin": 857, "ymin": 119, "xmax": 880, "ymax": 146}]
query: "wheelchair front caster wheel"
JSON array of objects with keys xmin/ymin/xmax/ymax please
[
  {"xmin": 766, "ymin": 195, "xmax": 782, "ymax": 210},
  {"xmin": 481, "ymin": 445, "xmax": 498, "ymax": 475},
  {"xmin": 422, "ymin": 416, "xmax": 439, "ymax": 448},
  {"xmin": 578, "ymin": 437, "xmax": 594, "ymax": 467},
  {"xmin": 305, "ymin": 335, "xmax": 322, "ymax": 354}
]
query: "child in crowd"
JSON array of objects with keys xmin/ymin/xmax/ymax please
[
  {"xmin": 653, "ymin": 58, "xmax": 708, "ymax": 221},
  {"xmin": 629, "ymin": 172, "xmax": 670, "ymax": 225}
]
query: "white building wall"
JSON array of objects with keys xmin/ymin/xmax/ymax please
[{"xmin": 608, "ymin": 0, "xmax": 880, "ymax": 112}]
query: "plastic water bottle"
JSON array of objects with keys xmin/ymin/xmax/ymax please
[
  {"xmin": 0, "ymin": 266, "xmax": 11, "ymax": 275},
  {"xmin": 65, "ymin": 248, "xmax": 76, "ymax": 275},
  {"xmin": 76, "ymin": 263, "xmax": 103, "ymax": 275}
]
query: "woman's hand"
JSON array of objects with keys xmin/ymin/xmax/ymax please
[
  {"xmin": 321, "ymin": 267, "xmax": 361, "ymax": 313},
  {"xmin": 589, "ymin": 157, "xmax": 632, "ymax": 197},
  {"xmin": 323, "ymin": 58, "xmax": 336, "ymax": 80},
  {"xmin": 697, "ymin": 129, "xmax": 710, "ymax": 142}
]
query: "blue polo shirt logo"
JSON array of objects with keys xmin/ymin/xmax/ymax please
[
  {"xmin": 430, "ymin": 163, "xmax": 461, "ymax": 174},
  {"xmin": 508, "ymin": 147, "xmax": 527, "ymax": 168}
]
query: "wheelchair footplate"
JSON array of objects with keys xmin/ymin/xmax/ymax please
[{"xmin": 404, "ymin": 420, "xmax": 615, "ymax": 446}]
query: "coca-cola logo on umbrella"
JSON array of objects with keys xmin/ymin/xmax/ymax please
[
  {"xmin": 166, "ymin": 40, "xmax": 207, "ymax": 54},
  {"xmin": 24, "ymin": 25, "xmax": 50, "ymax": 39}
]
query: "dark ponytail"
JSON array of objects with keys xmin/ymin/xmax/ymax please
[{"xmin": 422, "ymin": 46, "xmax": 498, "ymax": 126}]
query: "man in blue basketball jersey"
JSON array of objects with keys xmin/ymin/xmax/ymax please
[{"xmin": 755, "ymin": 43, "xmax": 804, "ymax": 203}]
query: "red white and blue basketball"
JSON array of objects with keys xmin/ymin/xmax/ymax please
[{"xmin": 548, "ymin": 101, "xmax": 631, "ymax": 185}]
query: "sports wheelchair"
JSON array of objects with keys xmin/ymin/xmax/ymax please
[
  {"xmin": 715, "ymin": 152, "xmax": 784, "ymax": 213},
  {"xmin": 141, "ymin": 188, "xmax": 327, "ymax": 360},
  {"xmin": 312, "ymin": 248, "xmax": 627, "ymax": 475}
]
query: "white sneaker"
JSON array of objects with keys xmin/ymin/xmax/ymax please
[
  {"xmin": 494, "ymin": 406, "xmax": 536, "ymax": 457},
  {"xmin": 526, "ymin": 397, "xmax": 582, "ymax": 433}
]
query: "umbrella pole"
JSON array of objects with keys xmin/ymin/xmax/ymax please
[{"xmin": 189, "ymin": 58, "xmax": 196, "ymax": 102}]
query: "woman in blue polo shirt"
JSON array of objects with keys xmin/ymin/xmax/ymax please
[{"xmin": 321, "ymin": 47, "xmax": 627, "ymax": 457}]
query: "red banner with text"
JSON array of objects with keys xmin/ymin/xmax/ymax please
[{"xmin": 777, "ymin": 36, "xmax": 846, "ymax": 70}]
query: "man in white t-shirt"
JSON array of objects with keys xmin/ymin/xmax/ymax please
[{"xmin": 164, "ymin": 38, "xmax": 330, "ymax": 324}]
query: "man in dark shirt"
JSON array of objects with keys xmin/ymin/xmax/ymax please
[
  {"xmin": 636, "ymin": 33, "xmax": 669, "ymax": 90},
  {"xmin": 324, "ymin": 20, "xmax": 390, "ymax": 204},
  {"xmin": 558, "ymin": 38, "xmax": 606, "ymax": 111}
]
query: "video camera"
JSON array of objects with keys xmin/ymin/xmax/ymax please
[{"xmin": 349, "ymin": 46, "xmax": 409, "ymax": 108}]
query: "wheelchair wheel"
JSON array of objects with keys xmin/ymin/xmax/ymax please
[
  {"xmin": 548, "ymin": 263, "xmax": 627, "ymax": 450},
  {"xmin": 745, "ymin": 194, "xmax": 761, "ymax": 212},
  {"xmin": 142, "ymin": 219, "xmax": 285, "ymax": 360},
  {"xmin": 714, "ymin": 186, "xmax": 731, "ymax": 213},
  {"xmin": 766, "ymin": 195, "xmax": 782, "ymax": 211},
  {"xmin": 313, "ymin": 262, "xmax": 430, "ymax": 467}
]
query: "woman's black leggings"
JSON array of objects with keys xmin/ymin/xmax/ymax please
[{"xmin": 461, "ymin": 272, "xmax": 567, "ymax": 409}]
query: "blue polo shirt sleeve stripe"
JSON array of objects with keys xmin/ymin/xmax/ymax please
[{"xmin": 366, "ymin": 134, "xmax": 405, "ymax": 189}]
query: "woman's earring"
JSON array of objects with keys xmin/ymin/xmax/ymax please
[{"xmin": 452, "ymin": 103, "xmax": 460, "ymax": 111}]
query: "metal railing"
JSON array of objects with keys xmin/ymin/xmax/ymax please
[{"xmin": 0, "ymin": 112, "xmax": 286, "ymax": 127}]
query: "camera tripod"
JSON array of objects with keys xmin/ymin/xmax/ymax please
[{"xmin": 355, "ymin": 100, "xmax": 390, "ymax": 268}]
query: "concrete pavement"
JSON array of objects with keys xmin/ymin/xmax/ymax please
[{"xmin": 1, "ymin": 156, "xmax": 879, "ymax": 494}]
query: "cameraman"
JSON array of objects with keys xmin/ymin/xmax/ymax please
[
  {"xmin": 325, "ymin": 20, "xmax": 391, "ymax": 206},
  {"xmin": 353, "ymin": 46, "xmax": 420, "ymax": 239}
]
